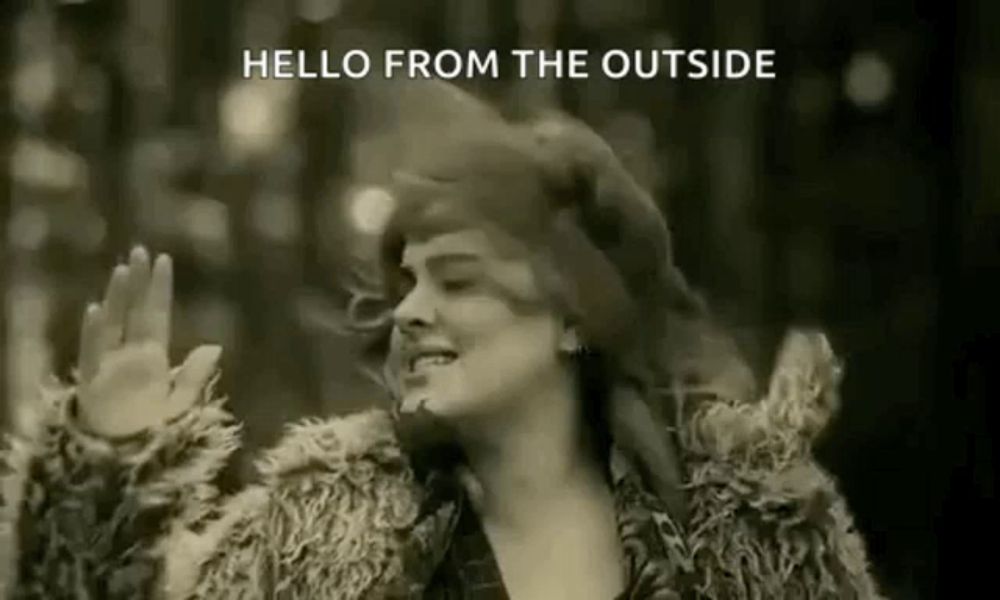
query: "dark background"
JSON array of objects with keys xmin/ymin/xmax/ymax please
[{"xmin": 1, "ymin": 1, "xmax": 996, "ymax": 598}]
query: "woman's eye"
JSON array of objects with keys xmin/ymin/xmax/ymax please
[{"xmin": 440, "ymin": 277, "xmax": 476, "ymax": 292}]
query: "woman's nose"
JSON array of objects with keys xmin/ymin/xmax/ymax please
[{"xmin": 392, "ymin": 283, "xmax": 436, "ymax": 332}]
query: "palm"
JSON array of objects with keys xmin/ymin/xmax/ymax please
[{"xmin": 76, "ymin": 247, "xmax": 220, "ymax": 438}]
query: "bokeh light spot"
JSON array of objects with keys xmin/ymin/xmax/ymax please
[{"xmin": 844, "ymin": 51, "xmax": 894, "ymax": 109}]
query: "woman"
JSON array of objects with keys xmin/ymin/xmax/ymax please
[{"xmin": 0, "ymin": 100, "xmax": 883, "ymax": 599}]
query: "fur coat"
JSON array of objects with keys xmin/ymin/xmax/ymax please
[{"xmin": 0, "ymin": 332, "xmax": 884, "ymax": 599}]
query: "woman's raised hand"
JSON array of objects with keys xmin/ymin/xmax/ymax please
[{"xmin": 76, "ymin": 247, "xmax": 221, "ymax": 438}]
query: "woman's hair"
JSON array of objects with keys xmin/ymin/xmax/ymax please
[
  {"xmin": 363, "ymin": 103, "xmax": 726, "ymax": 386},
  {"xmin": 340, "ymin": 86, "xmax": 756, "ymax": 515}
]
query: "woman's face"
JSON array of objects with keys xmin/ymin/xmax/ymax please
[{"xmin": 389, "ymin": 228, "xmax": 570, "ymax": 423}]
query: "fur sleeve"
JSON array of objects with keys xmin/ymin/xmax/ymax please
[
  {"xmin": 169, "ymin": 409, "xmax": 424, "ymax": 600},
  {"xmin": 0, "ymin": 376, "xmax": 240, "ymax": 600},
  {"xmin": 679, "ymin": 330, "xmax": 886, "ymax": 600}
]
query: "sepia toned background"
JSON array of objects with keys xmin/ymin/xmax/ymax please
[{"xmin": 1, "ymin": 1, "xmax": 996, "ymax": 598}]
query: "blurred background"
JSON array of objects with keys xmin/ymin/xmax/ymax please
[{"xmin": 1, "ymin": 0, "xmax": 996, "ymax": 598}]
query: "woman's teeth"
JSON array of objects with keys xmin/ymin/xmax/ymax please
[{"xmin": 410, "ymin": 353, "xmax": 457, "ymax": 372}]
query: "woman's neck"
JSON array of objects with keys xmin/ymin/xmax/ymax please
[{"xmin": 453, "ymin": 368, "xmax": 608, "ymax": 527}]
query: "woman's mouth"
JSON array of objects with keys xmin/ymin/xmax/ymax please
[{"xmin": 406, "ymin": 349, "xmax": 459, "ymax": 375}]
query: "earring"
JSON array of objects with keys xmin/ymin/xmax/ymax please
[
  {"xmin": 559, "ymin": 325, "xmax": 583, "ymax": 356},
  {"xmin": 560, "ymin": 326, "xmax": 585, "ymax": 356}
]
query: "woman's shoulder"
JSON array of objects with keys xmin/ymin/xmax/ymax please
[
  {"xmin": 255, "ymin": 407, "xmax": 409, "ymax": 482},
  {"xmin": 175, "ymin": 408, "xmax": 427, "ymax": 598}
]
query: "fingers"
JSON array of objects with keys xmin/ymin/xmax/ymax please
[
  {"xmin": 79, "ymin": 303, "xmax": 104, "ymax": 382},
  {"xmin": 125, "ymin": 247, "xmax": 152, "ymax": 342},
  {"xmin": 169, "ymin": 345, "xmax": 222, "ymax": 409},
  {"xmin": 80, "ymin": 245, "xmax": 175, "ymax": 381},
  {"xmin": 147, "ymin": 254, "xmax": 173, "ymax": 348},
  {"xmin": 97, "ymin": 264, "xmax": 130, "ymax": 355},
  {"xmin": 123, "ymin": 247, "xmax": 173, "ymax": 348}
]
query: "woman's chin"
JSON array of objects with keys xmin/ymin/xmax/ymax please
[
  {"xmin": 394, "ymin": 396, "xmax": 466, "ymax": 471},
  {"xmin": 399, "ymin": 392, "xmax": 459, "ymax": 419},
  {"xmin": 399, "ymin": 390, "xmax": 433, "ymax": 413}
]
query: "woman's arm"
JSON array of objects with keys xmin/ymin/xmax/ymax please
[
  {"xmin": 0, "ymin": 356, "xmax": 419, "ymax": 600},
  {"xmin": 1, "ymin": 375, "xmax": 239, "ymax": 599},
  {"xmin": 0, "ymin": 248, "xmax": 240, "ymax": 599},
  {"xmin": 685, "ymin": 453, "xmax": 884, "ymax": 599},
  {"xmin": 682, "ymin": 330, "xmax": 885, "ymax": 599},
  {"xmin": 1, "ymin": 249, "xmax": 430, "ymax": 599},
  {"xmin": 163, "ymin": 410, "xmax": 425, "ymax": 600}
]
